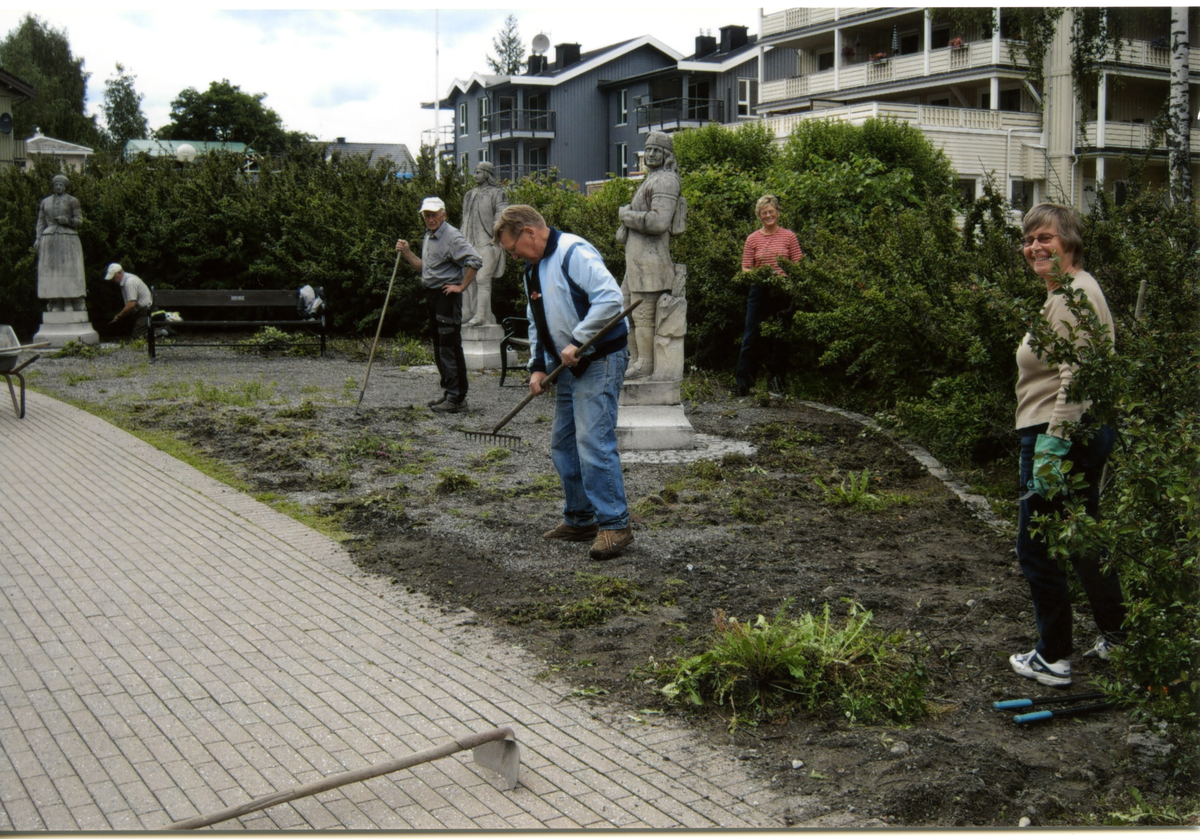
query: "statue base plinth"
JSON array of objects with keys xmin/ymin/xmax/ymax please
[
  {"xmin": 462, "ymin": 323, "xmax": 516, "ymax": 371},
  {"xmin": 34, "ymin": 310, "xmax": 98, "ymax": 347},
  {"xmin": 616, "ymin": 404, "xmax": 696, "ymax": 451},
  {"xmin": 620, "ymin": 378, "xmax": 680, "ymax": 406}
]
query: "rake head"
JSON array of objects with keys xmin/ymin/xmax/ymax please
[{"xmin": 462, "ymin": 429, "xmax": 522, "ymax": 448}]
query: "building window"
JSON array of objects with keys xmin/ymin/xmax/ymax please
[
  {"xmin": 460, "ymin": 153, "xmax": 469, "ymax": 172},
  {"xmin": 817, "ymin": 51, "xmax": 834, "ymax": 71},
  {"xmin": 459, "ymin": 103, "xmax": 468, "ymax": 136},
  {"xmin": 931, "ymin": 26, "xmax": 950, "ymax": 49},
  {"xmin": 617, "ymin": 142, "xmax": 628, "ymax": 177},
  {"xmin": 899, "ymin": 31, "xmax": 919, "ymax": 55},
  {"xmin": 618, "ymin": 89, "xmax": 628, "ymax": 125},
  {"xmin": 1011, "ymin": 178, "xmax": 1034, "ymax": 212},
  {"xmin": 478, "ymin": 97, "xmax": 490, "ymax": 133},
  {"xmin": 956, "ymin": 178, "xmax": 977, "ymax": 204},
  {"xmin": 929, "ymin": 97, "xmax": 950, "ymax": 107},
  {"xmin": 478, "ymin": 147, "xmax": 491, "ymax": 163},
  {"xmin": 737, "ymin": 78, "xmax": 757, "ymax": 117}
]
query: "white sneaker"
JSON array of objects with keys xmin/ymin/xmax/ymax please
[
  {"xmin": 1010, "ymin": 649, "xmax": 1072, "ymax": 687},
  {"xmin": 1083, "ymin": 636, "xmax": 1119, "ymax": 660}
]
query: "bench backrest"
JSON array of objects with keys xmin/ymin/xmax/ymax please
[{"xmin": 151, "ymin": 288, "xmax": 300, "ymax": 308}]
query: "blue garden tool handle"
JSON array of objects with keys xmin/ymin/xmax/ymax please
[
  {"xmin": 1014, "ymin": 701, "xmax": 1113, "ymax": 724},
  {"xmin": 994, "ymin": 692, "xmax": 1106, "ymax": 710}
]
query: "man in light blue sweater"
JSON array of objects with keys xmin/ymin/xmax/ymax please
[{"xmin": 493, "ymin": 204, "xmax": 633, "ymax": 561}]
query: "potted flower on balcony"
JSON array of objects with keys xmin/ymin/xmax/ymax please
[
  {"xmin": 841, "ymin": 45, "xmax": 855, "ymax": 59},
  {"xmin": 1149, "ymin": 35, "xmax": 1167, "ymax": 50},
  {"xmin": 870, "ymin": 51, "xmax": 889, "ymax": 62},
  {"xmin": 949, "ymin": 36, "xmax": 965, "ymax": 50}
]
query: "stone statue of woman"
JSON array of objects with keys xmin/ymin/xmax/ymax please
[{"xmin": 35, "ymin": 174, "xmax": 87, "ymax": 312}]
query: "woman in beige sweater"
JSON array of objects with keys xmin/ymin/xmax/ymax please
[{"xmin": 1009, "ymin": 203, "xmax": 1124, "ymax": 688}]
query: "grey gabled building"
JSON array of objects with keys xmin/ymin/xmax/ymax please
[{"xmin": 429, "ymin": 26, "xmax": 761, "ymax": 189}]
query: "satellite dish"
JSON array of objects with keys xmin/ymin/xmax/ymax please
[
  {"xmin": 0, "ymin": 113, "xmax": 11, "ymax": 135},
  {"xmin": 531, "ymin": 33, "xmax": 550, "ymax": 55},
  {"xmin": 176, "ymin": 143, "xmax": 197, "ymax": 163}
]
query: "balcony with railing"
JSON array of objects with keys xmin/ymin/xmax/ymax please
[
  {"xmin": 760, "ymin": 101, "xmax": 1041, "ymax": 139},
  {"xmin": 481, "ymin": 109, "xmax": 556, "ymax": 142},
  {"xmin": 761, "ymin": 40, "xmax": 1030, "ymax": 105},
  {"xmin": 1103, "ymin": 38, "xmax": 1200, "ymax": 72},
  {"xmin": 1081, "ymin": 120, "xmax": 1200, "ymax": 152},
  {"xmin": 420, "ymin": 125, "xmax": 454, "ymax": 154},
  {"xmin": 493, "ymin": 162, "xmax": 554, "ymax": 182},
  {"xmin": 635, "ymin": 98, "xmax": 726, "ymax": 132}
]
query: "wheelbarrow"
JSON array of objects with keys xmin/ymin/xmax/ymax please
[{"xmin": 0, "ymin": 326, "xmax": 50, "ymax": 419}]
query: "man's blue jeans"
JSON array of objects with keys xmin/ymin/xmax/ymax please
[
  {"xmin": 1017, "ymin": 420, "xmax": 1124, "ymax": 662},
  {"xmin": 551, "ymin": 348, "xmax": 629, "ymax": 531}
]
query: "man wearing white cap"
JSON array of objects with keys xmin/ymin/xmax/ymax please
[
  {"xmin": 397, "ymin": 197, "xmax": 483, "ymax": 412},
  {"xmin": 104, "ymin": 263, "xmax": 153, "ymax": 340}
]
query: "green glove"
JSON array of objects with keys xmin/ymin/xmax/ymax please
[{"xmin": 1027, "ymin": 433, "xmax": 1072, "ymax": 498}]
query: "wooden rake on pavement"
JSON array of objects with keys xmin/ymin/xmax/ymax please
[
  {"xmin": 169, "ymin": 726, "xmax": 519, "ymax": 829},
  {"xmin": 462, "ymin": 299, "xmax": 640, "ymax": 448}
]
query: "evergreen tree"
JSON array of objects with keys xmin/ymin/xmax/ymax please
[
  {"xmin": 100, "ymin": 63, "xmax": 147, "ymax": 155},
  {"xmin": 487, "ymin": 15, "xmax": 526, "ymax": 75},
  {"xmin": 0, "ymin": 13, "xmax": 99, "ymax": 146}
]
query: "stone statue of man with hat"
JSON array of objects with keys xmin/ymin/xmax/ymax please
[
  {"xmin": 460, "ymin": 161, "xmax": 509, "ymax": 327},
  {"xmin": 616, "ymin": 131, "xmax": 686, "ymax": 379}
]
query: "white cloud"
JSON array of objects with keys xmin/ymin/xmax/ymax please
[{"xmin": 1, "ymin": 7, "xmax": 743, "ymax": 151}]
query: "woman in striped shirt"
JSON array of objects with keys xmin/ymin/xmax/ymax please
[{"xmin": 735, "ymin": 195, "xmax": 803, "ymax": 397}]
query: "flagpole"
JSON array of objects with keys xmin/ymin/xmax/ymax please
[{"xmin": 434, "ymin": 9, "xmax": 441, "ymax": 180}]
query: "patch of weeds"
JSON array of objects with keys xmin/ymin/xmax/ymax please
[
  {"xmin": 389, "ymin": 336, "xmax": 434, "ymax": 367},
  {"xmin": 435, "ymin": 469, "xmax": 478, "ymax": 494},
  {"xmin": 316, "ymin": 471, "xmax": 352, "ymax": 491},
  {"xmin": 53, "ymin": 340, "xmax": 100, "ymax": 359},
  {"xmin": 681, "ymin": 368, "xmax": 722, "ymax": 404},
  {"xmin": 276, "ymin": 400, "xmax": 319, "ymax": 420},
  {"xmin": 815, "ymin": 468, "xmax": 910, "ymax": 510},
  {"xmin": 656, "ymin": 598, "xmax": 928, "ymax": 726},
  {"xmin": 112, "ymin": 364, "xmax": 143, "ymax": 378},
  {"xmin": 233, "ymin": 413, "xmax": 259, "ymax": 429},
  {"xmin": 1105, "ymin": 787, "xmax": 1200, "ymax": 826},
  {"xmin": 469, "ymin": 446, "xmax": 513, "ymax": 471},
  {"xmin": 722, "ymin": 451, "xmax": 751, "ymax": 468},
  {"xmin": 253, "ymin": 492, "xmax": 352, "ymax": 541},
  {"xmin": 756, "ymin": 422, "xmax": 823, "ymax": 451},
  {"xmin": 300, "ymin": 383, "xmax": 323, "ymax": 395},
  {"xmin": 339, "ymin": 434, "xmax": 412, "ymax": 468},
  {"xmin": 534, "ymin": 414, "xmax": 550, "ymax": 424},
  {"xmin": 63, "ymin": 372, "xmax": 94, "ymax": 386},
  {"xmin": 342, "ymin": 377, "xmax": 359, "ymax": 401},
  {"xmin": 689, "ymin": 460, "xmax": 724, "ymax": 487},
  {"xmin": 658, "ymin": 578, "xmax": 686, "ymax": 606},
  {"xmin": 150, "ymin": 379, "xmax": 277, "ymax": 407},
  {"xmin": 567, "ymin": 686, "xmax": 609, "ymax": 699},
  {"xmin": 503, "ymin": 474, "xmax": 560, "ymax": 499},
  {"xmin": 235, "ymin": 326, "xmax": 312, "ymax": 357}
]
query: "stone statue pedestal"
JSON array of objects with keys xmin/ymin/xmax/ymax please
[
  {"xmin": 462, "ymin": 323, "xmax": 516, "ymax": 371},
  {"xmin": 617, "ymin": 379, "xmax": 695, "ymax": 451},
  {"xmin": 33, "ymin": 310, "xmax": 98, "ymax": 348}
]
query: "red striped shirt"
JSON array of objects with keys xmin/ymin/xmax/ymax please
[{"xmin": 742, "ymin": 228, "xmax": 803, "ymax": 275}]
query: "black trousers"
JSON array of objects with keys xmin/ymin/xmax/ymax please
[{"xmin": 426, "ymin": 288, "xmax": 467, "ymax": 402}]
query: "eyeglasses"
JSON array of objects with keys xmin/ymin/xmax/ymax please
[
  {"xmin": 499, "ymin": 228, "xmax": 527, "ymax": 255},
  {"xmin": 1022, "ymin": 233, "xmax": 1058, "ymax": 248}
]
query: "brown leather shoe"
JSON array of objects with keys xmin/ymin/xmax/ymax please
[
  {"xmin": 589, "ymin": 526, "xmax": 633, "ymax": 560},
  {"xmin": 431, "ymin": 398, "xmax": 468, "ymax": 413},
  {"xmin": 543, "ymin": 522, "xmax": 599, "ymax": 542}
]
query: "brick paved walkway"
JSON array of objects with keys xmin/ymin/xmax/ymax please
[{"xmin": 0, "ymin": 392, "xmax": 788, "ymax": 829}]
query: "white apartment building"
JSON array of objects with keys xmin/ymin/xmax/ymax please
[{"xmin": 752, "ymin": 7, "xmax": 1200, "ymax": 211}]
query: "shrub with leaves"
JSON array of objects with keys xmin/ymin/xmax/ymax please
[{"xmin": 658, "ymin": 599, "xmax": 927, "ymax": 725}]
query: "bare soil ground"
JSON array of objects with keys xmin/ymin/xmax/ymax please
[{"xmin": 31, "ymin": 341, "xmax": 1183, "ymax": 827}]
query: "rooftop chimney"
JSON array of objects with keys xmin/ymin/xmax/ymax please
[
  {"xmin": 527, "ymin": 53, "xmax": 548, "ymax": 75},
  {"xmin": 719, "ymin": 25, "xmax": 749, "ymax": 53},
  {"xmin": 694, "ymin": 33, "xmax": 718, "ymax": 58},
  {"xmin": 336, "ymin": 137, "xmax": 346, "ymax": 144},
  {"xmin": 555, "ymin": 42, "xmax": 581, "ymax": 70}
]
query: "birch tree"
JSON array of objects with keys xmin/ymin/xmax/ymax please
[{"xmin": 1167, "ymin": 7, "xmax": 1192, "ymax": 205}]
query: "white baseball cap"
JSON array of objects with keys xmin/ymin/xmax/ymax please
[
  {"xmin": 419, "ymin": 197, "xmax": 445, "ymax": 214},
  {"xmin": 104, "ymin": 263, "xmax": 123, "ymax": 279}
]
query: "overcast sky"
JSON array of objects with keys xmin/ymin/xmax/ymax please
[{"xmin": 0, "ymin": 6, "xmax": 758, "ymax": 154}]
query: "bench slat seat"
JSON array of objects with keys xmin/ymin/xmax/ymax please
[{"xmin": 148, "ymin": 287, "xmax": 327, "ymax": 359}]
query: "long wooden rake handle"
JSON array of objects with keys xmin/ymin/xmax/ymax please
[
  {"xmin": 169, "ymin": 726, "xmax": 517, "ymax": 829},
  {"xmin": 356, "ymin": 250, "xmax": 404, "ymax": 411},
  {"xmin": 487, "ymin": 298, "xmax": 640, "ymax": 437}
]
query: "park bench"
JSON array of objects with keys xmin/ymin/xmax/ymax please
[
  {"xmin": 147, "ymin": 287, "xmax": 327, "ymax": 360},
  {"xmin": 499, "ymin": 316, "xmax": 531, "ymax": 386}
]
